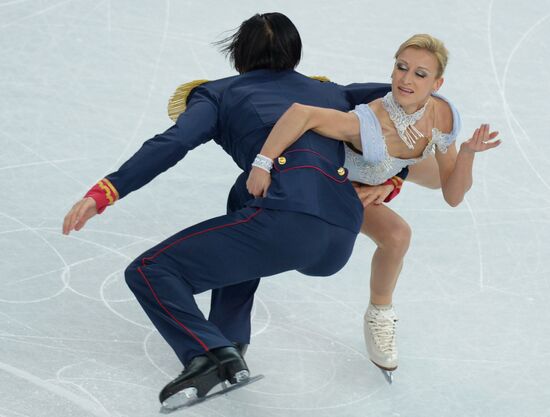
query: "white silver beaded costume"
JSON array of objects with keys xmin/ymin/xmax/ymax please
[{"xmin": 344, "ymin": 93, "xmax": 461, "ymax": 185}]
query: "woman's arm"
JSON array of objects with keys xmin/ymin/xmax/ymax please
[
  {"xmin": 246, "ymin": 103, "xmax": 361, "ymax": 197},
  {"xmin": 406, "ymin": 156, "xmax": 441, "ymax": 189},
  {"xmin": 436, "ymin": 124, "xmax": 500, "ymax": 207},
  {"xmin": 258, "ymin": 103, "xmax": 361, "ymax": 160}
]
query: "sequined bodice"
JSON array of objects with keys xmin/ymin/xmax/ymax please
[{"xmin": 344, "ymin": 93, "xmax": 461, "ymax": 185}]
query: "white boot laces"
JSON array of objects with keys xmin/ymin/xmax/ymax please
[{"xmin": 367, "ymin": 308, "xmax": 397, "ymax": 353}]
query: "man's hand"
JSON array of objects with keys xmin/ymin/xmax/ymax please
[
  {"xmin": 352, "ymin": 182, "xmax": 394, "ymax": 207},
  {"xmin": 62, "ymin": 197, "xmax": 98, "ymax": 235}
]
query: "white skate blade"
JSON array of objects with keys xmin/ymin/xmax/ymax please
[
  {"xmin": 380, "ymin": 368, "xmax": 393, "ymax": 384},
  {"xmin": 160, "ymin": 374, "xmax": 264, "ymax": 413},
  {"xmin": 370, "ymin": 360, "xmax": 395, "ymax": 384},
  {"xmin": 161, "ymin": 387, "xmax": 198, "ymax": 411}
]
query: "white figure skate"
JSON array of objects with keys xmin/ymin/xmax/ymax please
[{"xmin": 364, "ymin": 303, "xmax": 398, "ymax": 384}]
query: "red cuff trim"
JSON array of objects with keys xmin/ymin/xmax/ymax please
[
  {"xmin": 98, "ymin": 178, "xmax": 119, "ymax": 203},
  {"xmin": 383, "ymin": 176, "xmax": 403, "ymax": 203},
  {"xmin": 84, "ymin": 179, "xmax": 119, "ymax": 214}
]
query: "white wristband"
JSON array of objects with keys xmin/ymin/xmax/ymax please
[{"xmin": 252, "ymin": 154, "xmax": 273, "ymax": 173}]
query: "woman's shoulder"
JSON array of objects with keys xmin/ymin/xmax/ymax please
[
  {"xmin": 352, "ymin": 98, "xmax": 385, "ymax": 121},
  {"xmin": 351, "ymin": 99, "xmax": 384, "ymax": 130},
  {"xmin": 432, "ymin": 96, "xmax": 454, "ymax": 134},
  {"xmin": 431, "ymin": 94, "xmax": 462, "ymax": 152},
  {"xmin": 367, "ymin": 97, "xmax": 384, "ymax": 112},
  {"xmin": 432, "ymin": 94, "xmax": 461, "ymax": 135}
]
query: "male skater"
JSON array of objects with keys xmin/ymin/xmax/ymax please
[{"xmin": 62, "ymin": 12, "xmax": 402, "ymax": 408}]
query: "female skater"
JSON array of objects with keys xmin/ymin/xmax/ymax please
[{"xmin": 246, "ymin": 33, "xmax": 501, "ymax": 378}]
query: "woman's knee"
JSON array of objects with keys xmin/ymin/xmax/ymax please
[{"xmin": 379, "ymin": 221, "xmax": 412, "ymax": 254}]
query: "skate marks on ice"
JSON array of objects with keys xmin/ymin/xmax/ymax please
[
  {"xmin": 160, "ymin": 374, "xmax": 265, "ymax": 413},
  {"xmin": 0, "ymin": 361, "xmax": 111, "ymax": 417}
]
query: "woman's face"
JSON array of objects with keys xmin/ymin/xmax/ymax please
[{"xmin": 391, "ymin": 47, "xmax": 444, "ymax": 112}]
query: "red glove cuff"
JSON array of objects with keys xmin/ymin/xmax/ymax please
[
  {"xmin": 383, "ymin": 176, "xmax": 404, "ymax": 203},
  {"xmin": 84, "ymin": 179, "xmax": 119, "ymax": 214}
]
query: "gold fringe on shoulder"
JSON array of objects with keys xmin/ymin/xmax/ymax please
[
  {"xmin": 167, "ymin": 79, "xmax": 209, "ymax": 122},
  {"xmin": 167, "ymin": 75, "xmax": 331, "ymax": 121},
  {"xmin": 309, "ymin": 75, "xmax": 331, "ymax": 82}
]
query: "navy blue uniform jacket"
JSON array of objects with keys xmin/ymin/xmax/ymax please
[{"xmin": 104, "ymin": 69, "xmax": 402, "ymax": 233}]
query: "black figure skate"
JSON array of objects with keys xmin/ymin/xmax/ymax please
[{"xmin": 159, "ymin": 346, "xmax": 263, "ymax": 412}]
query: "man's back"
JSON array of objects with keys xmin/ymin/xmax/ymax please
[
  {"xmin": 203, "ymin": 69, "xmax": 351, "ymax": 171},
  {"xmin": 195, "ymin": 69, "xmax": 364, "ymax": 232}
]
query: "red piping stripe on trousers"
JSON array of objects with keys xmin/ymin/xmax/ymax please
[{"xmin": 136, "ymin": 208, "xmax": 263, "ymax": 352}]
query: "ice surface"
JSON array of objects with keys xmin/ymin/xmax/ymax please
[{"xmin": 1, "ymin": 1, "xmax": 550, "ymax": 416}]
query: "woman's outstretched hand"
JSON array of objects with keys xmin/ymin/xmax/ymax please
[
  {"xmin": 246, "ymin": 166, "xmax": 272, "ymax": 198},
  {"xmin": 461, "ymin": 123, "xmax": 501, "ymax": 154},
  {"xmin": 62, "ymin": 197, "xmax": 97, "ymax": 235}
]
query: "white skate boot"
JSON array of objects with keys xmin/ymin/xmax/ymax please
[{"xmin": 363, "ymin": 303, "xmax": 398, "ymax": 384}]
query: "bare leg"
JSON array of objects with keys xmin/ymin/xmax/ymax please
[
  {"xmin": 361, "ymin": 204, "xmax": 411, "ymax": 377},
  {"xmin": 407, "ymin": 154, "xmax": 441, "ymax": 189},
  {"xmin": 363, "ymin": 155, "xmax": 438, "ymax": 301},
  {"xmin": 361, "ymin": 204, "xmax": 411, "ymax": 305}
]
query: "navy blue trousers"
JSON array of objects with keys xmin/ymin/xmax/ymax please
[
  {"xmin": 208, "ymin": 173, "xmax": 258, "ymax": 347},
  {"xmin": 125, "ymin": 207, "xmax": 357, "ymax": 365},
  {"xmin": 208, "ymin": 279, "xmax": 259, "ymax": 348}
]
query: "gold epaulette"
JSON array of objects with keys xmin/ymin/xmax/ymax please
[
  {"xmin": 167, "ymin": 75, "xmax": 331, "ymax": 121},
  {"xmin": 168, "ymin": 79, "xmax": 209, "ymax": 122},
  {"xmin": 309, "ymin": 75, "xmax": 330, "ymax": 82}
]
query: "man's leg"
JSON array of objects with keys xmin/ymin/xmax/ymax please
[
  {"xmin": 125, "ymin": 207, "xmax": 355, "ymax": 365},
  {"xmin": 125, "ymin": 207, "xmax": 357, "ymax": 406},
  {"xmin": 209, "ymin": 280, "xmax": 259, "ymax": 348},
  {"xmin": 209, "ymin": 172, "xmax": 259, "ymax": 346}
]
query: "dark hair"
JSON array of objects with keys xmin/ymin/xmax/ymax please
[{"xmin": 216, "ymin": 12, "xmax": 302, "ymax": 73}]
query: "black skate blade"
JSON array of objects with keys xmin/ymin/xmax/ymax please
[{"xmin": 160, "ymin": 374, "xmax": 264, "ymax": 413}]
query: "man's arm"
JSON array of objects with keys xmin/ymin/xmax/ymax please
[
  {"xmin": 63, "ymin": 85, "xmax": 220, "ymax": 234},
  {"xmin": 91, "ymin": 86, "xmax": 219, "ymax": 210},
  {"xmin": 342, "ymin": 82, "xmax": 391, "ymax": 108}
]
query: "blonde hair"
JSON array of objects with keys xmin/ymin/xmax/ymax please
[{"xmin": 394, "ymin": 34, "xmax": 448, "ymax": 78}]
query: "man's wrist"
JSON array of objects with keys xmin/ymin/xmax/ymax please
[
  {"xmin": 383, "ymin": 176, "xmax": 403, "ymax": 203},
  {"xmin": 83, "ymin": 179, "xmax": 119, "ymax": 214}
]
